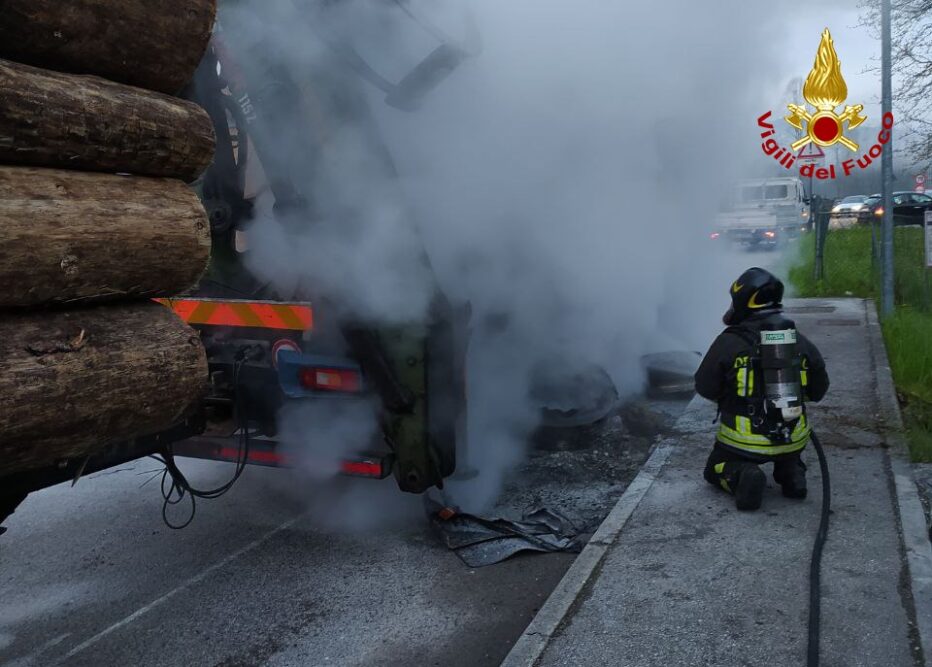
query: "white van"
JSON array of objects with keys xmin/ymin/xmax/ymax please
[{"xmin": 712, "ymin": 177, "xmax": 810, "ymax": 248}]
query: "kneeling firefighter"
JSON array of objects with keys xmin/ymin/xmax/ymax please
[{"xmin": 695, "ymin": 268, "xmax": 829, "ymax": 510}]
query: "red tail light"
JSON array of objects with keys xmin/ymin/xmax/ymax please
[
  {"xmin": 341, "ymin": 460, "xmax": 385, "ymax": 477},
  {"xmin": 218, "ymin": 446, "xmax": 288, "ymax": 466},
  {"xmin": 710, "ymin": 232, "xmax": 721, "ymax": 239},
  {"xmin": 299, "ymin": 367, "xmax": 362, "ymax": 392},
  {"xmin": 340, "ymin": 453, "xmax": 394, "ymax": 479},
  {"xmin": 764, "ymin": 231, "xmax": 776, "ymax": 238}
]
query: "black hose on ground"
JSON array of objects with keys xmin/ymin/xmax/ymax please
[
  {"xmin": 807, "ymin": 430, "xmax": 831, "ymax": 667},
  {"xmin": 156, "ymin": 348, "xmax": 258, "ymax": 529}
]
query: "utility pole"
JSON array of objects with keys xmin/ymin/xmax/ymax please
[
  {"xmin": 834, "ymin": 145, "xmax": 840, "ymax": 199},
  {"xmin": 881, "ymin": 0, "xmax": 894, "ymax": 316}
]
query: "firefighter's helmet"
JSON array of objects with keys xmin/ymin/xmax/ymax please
[{"xmin": 723, "ymin": 267, "xmax": 784, "ymax": 325}]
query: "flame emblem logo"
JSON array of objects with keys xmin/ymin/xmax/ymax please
[{"xmin": 785, "ymin": 29, "xmax": 867, "ymax": 152}]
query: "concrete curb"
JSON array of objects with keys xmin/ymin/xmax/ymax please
[
  {"xmin": 865, "ymin": 300, "xmax": 932, "ymax": 663},
  {"xmin": 500, "ymin": 398, "xmax": 705, "ymax": 667}
]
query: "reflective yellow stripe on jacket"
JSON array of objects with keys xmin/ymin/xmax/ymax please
[
  {"xmin": 734, "ymin": 356, "xmax": 753, "ymax": 397},
  {"xmin": 717, "ymin": 414, "xmax": 810, "ymax": 455}
]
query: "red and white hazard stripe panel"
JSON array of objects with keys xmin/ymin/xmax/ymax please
[{"xmin": 155, "ymin": 298, "xmax": 313, "ymax": 331}]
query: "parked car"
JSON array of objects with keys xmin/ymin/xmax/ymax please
[
  {"xmin": 829, "ymin": 195, "xmax": 869, "ymax": 229},
  {"xmin": 863, "ymin": 191, "xmax": 932, "ymax": 226}
]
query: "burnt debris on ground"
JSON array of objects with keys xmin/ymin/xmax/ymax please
[
  {"xmin": 501, "ymin": 400, "xmax": 681, "ymax": 531},
  {"xmin": 430, "ymin": 397, "xmax": 688, "ymax": 566},
  {"xmin": 430, "ymin": 505, "xmax": 585, "ymax": 567}
]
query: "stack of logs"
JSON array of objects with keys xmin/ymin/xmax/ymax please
[{"xmin": 0, "ymin": 0, "xmax": 218, "ymax": 479}]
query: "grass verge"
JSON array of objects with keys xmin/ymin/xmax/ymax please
[{"xmin": 789, "ymin": 226, "xmax": 932, "ymax": 460}]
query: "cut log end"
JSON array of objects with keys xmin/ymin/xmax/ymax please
[
  {"xmin": 0, "ymin": 166, "xmax": 211, "ymax": 308},
  {"xmin": 0, "ymin": 59, "xmax": 216, "ymax": 180},
  {"xmin": 0, "ymin": 0, "xmax": 217, "ymax": 94},
  {"xmin": 0, "ymin": 302, "xmax": 208, "ymax": 478}
]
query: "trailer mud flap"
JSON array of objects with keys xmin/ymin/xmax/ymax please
[
  {"xmin": 347, "ymin": 294, "xmax": 466, "ymax": 494},
  {"xmin": 425, "ymin": 295, "xmax": 467, "ymax": 480}
]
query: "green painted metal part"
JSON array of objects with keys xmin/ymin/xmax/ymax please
[{"xmin": 378, "ymin": 324, "xmax": 438, "ymax": 493}]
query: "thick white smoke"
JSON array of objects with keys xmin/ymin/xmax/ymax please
[{"xmin": 220, "ymin": 0, "xmax": 800, "ymax": 511}]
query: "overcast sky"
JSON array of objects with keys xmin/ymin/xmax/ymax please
[{"xmin": 772, "ymin": 4, "xmax": 881, "ymax": 120}]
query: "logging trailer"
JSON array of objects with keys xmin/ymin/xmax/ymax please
[
  {"xmin": 0, "ymin": 4, "xmax": 471, "ymax": 529},
  {"xmin": 158, "ymin": 18, "xmax": 471, "ymax": 493},
  {"xmin": 0, "ymin": 1, "xmax": 620, "ymax": 532}
]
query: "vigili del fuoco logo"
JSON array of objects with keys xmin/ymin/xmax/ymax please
[{"xmin": 758, "ymin": 28, "xmax": 893, "ymax": 180}]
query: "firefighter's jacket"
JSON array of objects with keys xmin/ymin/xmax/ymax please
[{"xmin": 694, "ymin": 310, "xmax": 829, "ymax": 458}]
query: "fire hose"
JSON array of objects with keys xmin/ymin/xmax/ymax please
[{"xmin": 807, "ymin": 430, "xmax": 831, "ymax": 667}]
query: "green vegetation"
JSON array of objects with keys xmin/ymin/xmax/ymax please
[
  {"xmin": 904, "ymin": 401, "xmax": 932, "ymax": 462},
  {"xmin": 882, "ymin": 307, "xmax": 932, "ymax": 403},
  {"xmin": 884, "ymin": 307, "xmax": 932, "ymax": 460},
  {"xmin": 789, "ymin": 226, "xmax": 932, "ymax": 460},
  {"xmin": 789, "ymin": 226, "xmax": 928, "ymax": 304},
  {"xmin": 788, "ymin": 227, "xmax": 874, "ymax": 298}
]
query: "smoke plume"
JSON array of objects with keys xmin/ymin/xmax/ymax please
[{"xmin": 219, "ymin": 0, "xmax": 794, "ymax": 511}]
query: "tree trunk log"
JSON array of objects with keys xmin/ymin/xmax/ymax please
[
  {"xmin": 0, "ymin": 167, "xmax": 210, "ymax": 307},
  {"xmin": 0, "ymin": 60, "xmax": 215, "ymax": 181},
  {"xmin": 0, "ymin": 302, "xmax": 207, "ymax": 478},
  {"xmin": 0, "ymin": 0, "xmax": 216, "ymax": 95}
]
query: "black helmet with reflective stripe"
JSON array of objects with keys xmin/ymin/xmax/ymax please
[{"xmin": 723, "ymin": 267, "xmax": 784, "ymax": 325}]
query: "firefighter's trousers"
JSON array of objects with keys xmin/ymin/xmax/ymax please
[{"xmin": 703, "ymin": 444, "xmax": 804, "ymax": 496}]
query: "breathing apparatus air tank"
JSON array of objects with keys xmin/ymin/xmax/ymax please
[{"xmin": 758, "ymin": 317, "xmax": 803, "ymax": 423}]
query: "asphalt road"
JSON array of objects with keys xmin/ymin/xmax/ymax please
[
  {"xmin": 0, "ymin": 243, "xmax": 770, "ymax": 667},
  {"xmin": 0, "ymin": 399, "xmax": 685, "ymax": 667}
]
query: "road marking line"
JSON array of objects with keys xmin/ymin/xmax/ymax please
[
  {"xmin": 56, "ymin": 514, "xmax": 304, "ymax": 663},
  {"xmin": 9, "ymin": 632, "xmax": 71, "ymax": 667}
]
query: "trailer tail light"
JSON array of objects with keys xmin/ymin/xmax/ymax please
[
  {"xmin": 174, "ymin": 438, "xmax": 394, "ymax": 479},
  {"xmin": 340, "ymin": 454, "xmax": 393, "ymax": 479},
  {"xmin": 299, "ymin": 367, "xmax": 361, "ymax": 392},
  {"xmin": 218, "ymin": 446, "xmax": 288, "ymax": 466},
  {"xmin": 172, "ymin": 438, "xmax": 290, "ymax": 468},
  {"xmin": 276, "ymin": 349, "xmax": 365, "ymax": 398}
]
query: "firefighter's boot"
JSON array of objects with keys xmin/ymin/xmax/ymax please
[
  {"xmin": 704, "ymin": 451, "xmax": 765, "ymax": 511},
  {"xmin": 734, "ymin": 464, "xmax": 766, "ymax": 511},
  {"xmin": 774, "ymin": 457, "xmax": 807, "ymax": 499}
]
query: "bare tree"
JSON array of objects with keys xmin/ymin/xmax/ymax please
[{"xmin": 860, "ymin": 0, "xmax": 932, "ymax": 166}]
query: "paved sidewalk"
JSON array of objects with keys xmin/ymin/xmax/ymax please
[{"xmin": 504, "ymin": 299, "xmax": 932, "ymax": 667}]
